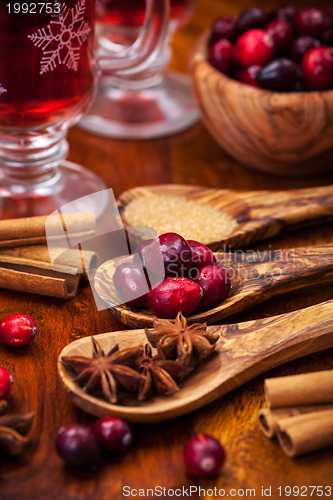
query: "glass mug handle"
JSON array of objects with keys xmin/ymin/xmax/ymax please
[{"xmin": 97, "ymin": 0, "xmax": 170, "ymax": 75}]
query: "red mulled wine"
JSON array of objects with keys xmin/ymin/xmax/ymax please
[
  {"xmin": 96, "ymin": 0, "xmax": 196, "ymax": 31},
  {"xmin": 0, "ymin": 0, "xmax": 95, "ymax": 130}
]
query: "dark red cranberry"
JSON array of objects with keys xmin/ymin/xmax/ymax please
[
  {"xmin": 113, "ymin": 262, "xmax": 149, "ymax": 308},
  {"xmin": 209, "ymin": 39, "xmax": 234, "ymax": 75},
  {"xmin": 295, "ymin": 8, "xmax": 327, "ymax": 37},
  {"xmin": 237, "ymin": 7, "xmax": 268, "ymax": 33},
  {"xmin": 187, "ymin": 240, "xmax": 216, "ymax": 280},
  {"xmin": 289, "ymin": 36, "xmax": 321, "ymax": 62},
  {"xmin": 302, "ymin": 47, "xmax": 333, "ymax": 90},
  {"xmin": 257, "ymin": 58, "xmax": 301, "ymax": 91},
  {"xmin": 322, "ymin": 29, "xmax": 333, "ymax": 46},
  {"xmin": 0, "ymin": 366, "xmax": 12, "ymax": 399},
  {"xmin": 210, "ymin": 16, "xmax": 237, "ymax": 42},
  {"xmin": 183, "ymin": 434, "xmax": 226, "ymax": 477},
  {"xmin": 194, "ymin": 265, "xmax": 230, "ymax": 313},
  {"xmin": 235, "ymin": 64, "xmax": 261, "ymax": 86},
  {"xmin": 266, "ymin": 20, "xmax": 294, "ymax": 54},
  {"xmin": 92, "ymin": 417, "xmax": 132, "ymax": 453},
  {"xmin": 0, "ymin": 314, "xmax": 37, "ymax": 347},
  {"xmin": 234, "ymin": 29, "xmax": 274, "ymax": 67},
  {"xmin": 269, "ymin": 6, "xmax": 298, "ymax": 25},
  {"xmin": 55, "ymin": 424, "xmax": 101, "ymax": 468},
  {"xmin": 145, "ymin": 233, "xmax": 192, "ymax": 279},
  {"xmin": 147, "ymin": 278, "xmax": 202, "ymax": 318},
  {"xmin": 133, "ymin": 239, "xmax": 154, "ymax": 268}
]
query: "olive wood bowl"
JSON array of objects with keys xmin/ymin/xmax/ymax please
[{"xmin": 189, "ymin": 32, "xmax": 333, "ymax": 177}]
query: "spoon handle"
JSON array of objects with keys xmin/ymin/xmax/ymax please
[
  {"xmin": 225, "ymin": 185, "xmax": 333, "ymax": 248},
  {"xmin": 211, "ymin": 299, "xmax": 333, "ymax": 402},
  {"xmin": 197, "ymin": 244, "xmax": 333, "ymax": 324}
]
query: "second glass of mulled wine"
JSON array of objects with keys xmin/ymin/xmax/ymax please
[{"xmin": 79, "ymin": 0, "xmax": 199, "ymax": 139}]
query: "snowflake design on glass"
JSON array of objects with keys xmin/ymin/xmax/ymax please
[
  {"xmin": 0, "ymin": 84, "xmax": 7, "ymax": 96},
  {"xmin": 27, "ymin": 0, "xmax": 91, "ymax": 75}
]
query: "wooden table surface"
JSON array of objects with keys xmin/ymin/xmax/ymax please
[{"xmin": 1, "ymin": 1, "xmax": 333, "ymax": 499}]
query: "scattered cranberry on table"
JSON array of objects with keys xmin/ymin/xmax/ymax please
[
  {"xmin": 0, "ymin": 366, "xmax": 12, "ymax": 399},
  {"xmin": 92, "ymin": 416, "xmax": 133, "ymax": 453},
  {"xmin": 0, "ymin": 314, "xmax": 37, "ymax": 347},
  {"xmin": 183, "ymin": 434, "xmax": 226, "ymax": 478},
  {"xmin": 55, "ymin": 424, "xmax": 102, "ymax": 468},
  {"xmin": 208, "ymin": 5, "xmax": 333, "ymax": 91}
]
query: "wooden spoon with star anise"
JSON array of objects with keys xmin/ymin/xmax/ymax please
[{"xmin": 58, "ymin": 299, "xmax": 333, "ymax": 423}]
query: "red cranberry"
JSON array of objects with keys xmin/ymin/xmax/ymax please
[
  {"xmin": 0, "ymin": 366, "xmax": 12, "ymax": 399},
  {"xmin": 209, "ymin": 39, "xmax": 234, "ymax": 75},
  {"xmin": 113, "ymin": 262, "xmax": 149, "ymax": 308},
  {"xmin": 266, "ymin": 20, "xmax": 294, "ymax": 55},
  {"xmin": 92, "ymin": 417, "xmax": 132, "ymax": 453},
  {"xmin": 194, "ymin": 265, "xmax": 230, "ymax": 313},
  {"xmin": 295, "ymin": 8, "xmax": 327, "ymax": 37},
  {"xmin": 235, "ymin": 64, "xmax": 261, "ymax": 86},
  {"xmin": 289, "ymin": 36, "xmax": 321, "ymax": 62},
  {"xmin": 270, "ymin": 6, "xmax": 298, "ymax": 25},
  {"xmin": 147, "ymin": 278, "xmax": 202, "ymax": 318},
  {"xmin": 145, "ymin": 233, "xmax": 192, "ymax": 279},
  {"xmin": 133, "ymin": 239, "xmax": 154, "ymax": 268},
  {"xmin": 210, "ymin": 16, "xmax": 237, "ymax": 43},
  {"xmin": 187, "ymin": 240, "xmax": 216, "ymax": 280},
  {"xmin": 257, "ymin": 58, "xmax": 301, "ymax": 91},
  {"xmin": 302, "ymin": 47, "xmax": 333, "ymax": 90},
  {"xmin": 183, "ymin": 434, "xmax": 226, "ymax": 477},
  {"xmin": 234, "ymin": 29, "xmax": 274, "ymax": 67},
  {"xmin": 0, "ymin": 314, "xmax": 37, "ymax": 347},
  {"xmin": 322, "ymin": 29, "xmax": 333, "ymax": 46},
  {"xmin": 237, "ymin": 7, "xmax": 268, "ymax": 33},
  {"xmin": 55, "ymin": 424, "xmax": 101, "ymax": 468}
]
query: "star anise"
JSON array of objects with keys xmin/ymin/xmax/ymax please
[
  {"xmin": 135, "ymin": 344, "xmax": 190, "ymax": 401},
  {"xmin": 61, "ymin": 336, "xmax": 146, "ymax": 404},
  {"xmin": 0, "ymin": 400, "xmax": 34, "ymax": 456},
  {"xmin": 145, "ymin": 312, "xmax": 219, "ymax": 366}
]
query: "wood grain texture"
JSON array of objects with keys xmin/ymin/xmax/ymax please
[
  {"xmin": 189, "ymin": 32, "xmax": 333, "ymax": 176},
  {"xmin": 58, "ymin": 299, "xmax": 333, "ymax": 423},
  {"xmin": 118, "ymin": 183, "xmax": 333, "ymax": 249},
  {"xmin": 94, "ymin": 244, "xmax": 333, "ymax": 328},
  {"xmin": 1, "ymin": 1, "xmax": 333, "ymax": 499}
]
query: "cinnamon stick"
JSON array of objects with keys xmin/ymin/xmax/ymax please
[
  {"xmin": 257, "ymin": 404, "xmax": 333, "ymax": 438},
  {"xmin": 276, "ymin": 409, "xmax": 333, "ymax": 457},
  {"xmin": 0, "ymin": 212, "xmax": 96, "ymax": 248},
  {"xmin": 0, "ymin": 246, "xmax": 98, "ymax": 282},
  {"xmin": 264, "ymin": 371, "xmax": 333, "ymax": 408},
  {"xmin": 0, "ymin": 260, "xmax": 80, "ymax": 299}
]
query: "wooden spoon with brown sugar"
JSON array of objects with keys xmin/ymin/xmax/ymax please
[
  {"xmin": 94, "ymin": 244, "xmax": 333, "ymax": 328},
  {"xmin": 117, "ymin": 184, "xmax": 333, "ymax": 250},
  {"xmin": 58, "ymin": 299, "xmax": 333, "ymax": 423}
]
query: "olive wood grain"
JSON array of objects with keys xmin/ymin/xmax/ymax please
[
  {"xmin": 94, "ymin": 244, "xmax": 333, "ymax": 328},
  {"xmin": 57, "ymin": 299, "xmax": 333, "ymax": 423},
  {"xmin": 189, "ymin": 32, "xmax": 333, "ymax": 176},
  {"xmin": 117, "ymin": 184, "xmax": 333, "ymax": 249}
]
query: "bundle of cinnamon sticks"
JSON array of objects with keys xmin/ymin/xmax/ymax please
[
  {"xmin": 257, "ymin": 370, "xmax": 333, "ymax": 457},
  {"xmin": 0, "ymin": 213, "xmax": 98, "ymax": 299}
]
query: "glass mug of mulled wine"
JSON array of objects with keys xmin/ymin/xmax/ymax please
[
  {"xmin": 79, "ymin": 0, "xmax": 199, "ymax": 139},
  {"xmin": 0, "ymin": 0, "xmax": 168, "ymax": 218}
]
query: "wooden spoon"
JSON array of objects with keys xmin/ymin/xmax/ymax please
[
  {"xmin": 117, "ymin": 184, "xmax": 333, "ymax": 250},
  {"xmin": 58, "ymin": 299, "xmax": 333, "ymax": 423},
  {"xmin": 94, "ymin": 244, "xmax": 333, "ymax": 328}
]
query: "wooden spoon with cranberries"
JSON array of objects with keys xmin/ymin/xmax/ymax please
[
  {"xmin": 209, "ymin": 6, "xmax": 333, "ymax": 91},
  {"xmin": 112, "ymin": 232, "xmax": 231, "ymax": 319}
]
